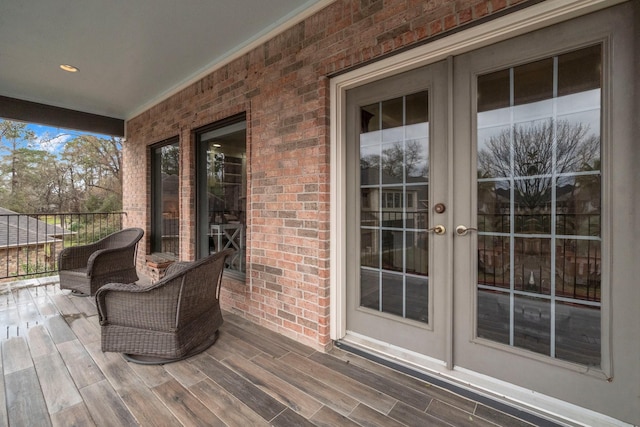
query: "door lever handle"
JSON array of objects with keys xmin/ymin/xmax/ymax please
[
  {"xmin": 427, "ymin": 225, "xmax": 446, "ymax": 235},
  {"xmin": 455, "ymin": 225, "xmax": 477, "ymax": 236}
]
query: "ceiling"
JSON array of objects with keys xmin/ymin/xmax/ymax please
[{"xmin": 0, "ymin": 0, "xmax": 327, "ymax": 124}]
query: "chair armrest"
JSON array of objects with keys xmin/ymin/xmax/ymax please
[
  {"xmin": 96, "ymin": 279, "xmax": 182, "ymax": 330},
  {"xmin": 96, "ymin": 282, "xmax": 146, "ymax": 323},
  {"xmin": 58, "ymin": 242, "xmax": 101, "ymax": 270},
  {"xmin": 87, "ymin": 246, "xmax": 137, "ymax": 277}
]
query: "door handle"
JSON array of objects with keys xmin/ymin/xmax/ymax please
[
  {"xmin": 455, "ymin": 225, "xmax": 477, "ymax": 236},
  {"xmin": 427, "ymin": 225, "xmax": 446, "ymax": 235}
]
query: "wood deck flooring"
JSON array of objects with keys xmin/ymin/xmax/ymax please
[{"xmin": 0, "ymin": 277, "xmax": 548, "ymax": 427}]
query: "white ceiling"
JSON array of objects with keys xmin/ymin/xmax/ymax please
[{"xmin": 0, "ymin": 0, "xmax": 327, "ymax": 121}]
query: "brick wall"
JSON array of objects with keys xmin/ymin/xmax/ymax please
[{"xmin": 124, "ymin": 0, "xmax": 533, "ymax": 351}]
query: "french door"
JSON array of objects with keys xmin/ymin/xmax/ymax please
[
  {"xmin": 342, "ymin": 3, "xmax": 636, "ymax": 423},
  {"xmin": 345, "ymin": 61, "xmax": 450, "ymax": 359}
]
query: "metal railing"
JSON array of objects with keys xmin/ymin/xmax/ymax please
[{"xmin": 0, "ymin": 212, "xmax": 127, "ymax": 281}]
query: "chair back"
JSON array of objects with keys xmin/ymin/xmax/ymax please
[
  {"xmin": 173, "ymin": 249, "xmax": 233, "ymax": 327},
  {"xmin": 102, "ymin": 228, "xmax": 144, "ymax": 250}
]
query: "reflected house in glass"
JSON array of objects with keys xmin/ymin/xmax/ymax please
[
  {"xmin": 360, "ymin": 168, "xmax": 429, "ymax": 273},
  {"xmin": 477, "ymin": 172, "xmax": 601, "ymax": 299}
]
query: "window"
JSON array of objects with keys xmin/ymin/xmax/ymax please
[
  {"xmin": 151, "ymin": 138, "xmax": 180, "ymax": 256},
  {"xmin": 196, "ymin": 117, "xmax": 246, "ymax": 275}
]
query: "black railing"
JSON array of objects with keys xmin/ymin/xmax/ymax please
[
  {"xmin": 0, "ymin": 212, "xmax": 127, "ymax": 281},
  {"xmin": 476, "ymin": 211, "xmax": 602, "ymax": 301},
  {"xmin": 477, "ymin": 212, "xmax": 600, "ymax": 235}
]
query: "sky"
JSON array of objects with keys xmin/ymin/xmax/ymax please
[{"xmin": 2, "ymin": 122, "xmax": 112, "ymax": 155}]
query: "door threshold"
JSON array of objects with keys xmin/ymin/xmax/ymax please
[
  {"xmin": 336, "ymin": 334, "xmax": 629, "ymax": 427},
  {"xmin": 335, "ymin": 340, "xmax": 561, "ymax": 427}
]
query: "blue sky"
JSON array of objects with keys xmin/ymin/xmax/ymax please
[{"xmin": 3, "ymin": 122, "xmax": 112, "ymax": 155}]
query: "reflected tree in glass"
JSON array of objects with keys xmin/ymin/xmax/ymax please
[
  {"xmin": 361, "ymin": 139, "xmax": 428, "ymax": 181},
  {"xmin": 478, "ymin": 119, "xmax": 599, "ymax": 208}
]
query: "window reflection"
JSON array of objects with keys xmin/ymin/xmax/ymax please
[
  {"xmin": 478, "ymin": 119, "xmax": 600, "ymax": 179},
  {"xmin": 513, "ymin": 295, "xmax": 551, "ymax": 355},
  {"xmin": 476, "ymin": 45, "xmax": 602, "ymax": 366},
  {"xmin": 359, "ymin": 90, "xmax": 430, "ymax": 323},
  {"xmin": 556, "ymin": 239, "xmax": 601, "ymax": 302},
  {"xmin": 514, "ymin": 58, "xmax": 553, "ymax": 105},
  {"xmin": 555, "ymin": 301, "xmax": 600, "ymax": 366}
]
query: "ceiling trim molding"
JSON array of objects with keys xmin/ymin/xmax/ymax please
[
  {"xmin": 127, "ymin": 0, "xmax": 335, "ymax": 121},
  {"xmin": 0, "ymin": 96, "xmax": 124, "ymax": 137}
]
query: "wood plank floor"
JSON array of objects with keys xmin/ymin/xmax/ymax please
[{"xmin": 0, "ymin": 277, "xmax": 549, "ymax": 427}]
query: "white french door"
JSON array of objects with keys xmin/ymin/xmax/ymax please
[{"xmin": 337, "ymin": 2, "xmax": 638, "ymax": 424}]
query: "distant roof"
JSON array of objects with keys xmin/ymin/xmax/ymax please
[{"xmin": 0, "ymin": 207, "xmax": 68, "ymax": 248}]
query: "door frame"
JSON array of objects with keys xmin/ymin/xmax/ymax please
[{"xmin": 329, "ymin": 1, "xmax": 630, "ymax": 425}]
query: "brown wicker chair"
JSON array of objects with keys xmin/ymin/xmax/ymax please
[
  {"xmin": 58, "ymin": 228, "xmax": 144, "ymax": 296},
  {"xmin": 96, "ymin": 249, "xmax": 233, "ymax": 364}
]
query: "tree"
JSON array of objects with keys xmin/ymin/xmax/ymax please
[
  {"xmin": 161, "ymin": 143, "xmax": 179, "ymax": 176},
  {"xmin": 0, "ymin": 121, "xmax": 35, "ymax": 195},
  {"xmin": 360, "ymin": 139, "xmax": 428, "ymax": 180},
  {"xmin": 15, "ymin": 148, "xmax": 60, "ymax": 210},
  {"xmin": 0, "ymin": 119, "xmax": 124, "ymax": 213},
  {"xmin": 60, "ymin": 135, "xmax": 123, "ymax": 212},
  {"xmin": 478, "ymin": 119, "xmax": 599, "ymax": 209}
]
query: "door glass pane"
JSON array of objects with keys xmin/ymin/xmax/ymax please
[
  {"xmin": 360, "ymin": 268, "xmax": 379, "ymax": 310},
  {"xmin": 513, "ymin": 295, "xmax": 551, "ymax": 354},
  {"xmin": 477, "ymin": 235, "xmax": 510, "ymax": 290},
  {"xmin": 555, "ymin": 239, "xmax": 601, "ymax": 302},
  {"xmin": 555, "ymin": 301, "xmax": 600, "ymax": 366},
  {"xmin": 477, "ymin": 289, "xmax": 510, "ymax": 345},
  {"xmin": 513, "ymin": 58, "xmax": 553, "ymax": 106},
  {"xmin": 405, "ymin": 275, "xmax": 428, "ymax": 322},
  {"xmin": 360, "ymin": 91, "xmax": 430, "ymax": 324},
  {"xmin": 406, "ymin": 231, "xmax": 428, "ymax": 276},
  {"xmin": 513, "ymin": 237, "xmax": 552, "ymax": 295},
  {"xmin": 381, "ymin": 229, "xmax": 403, "ymax": 273},
  {"xmin": 382, "ymin": 271, "xmax": 403, "ymax": 317},
  {"xmin": 476, "ymin": 46, "xmax": 602, "ymax": 366},
  {"xmin": 478, "ymin": 69, "xmax": 510, "ymax": 112}
]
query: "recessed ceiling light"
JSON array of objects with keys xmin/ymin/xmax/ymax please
[{"xmin": 60, "ymin": 64, "xmax": 79, "ymax": 73}]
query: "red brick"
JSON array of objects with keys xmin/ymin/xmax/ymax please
[{"xmin": 125, "ymin": 0, "xmax": 537, "ymax": 352}]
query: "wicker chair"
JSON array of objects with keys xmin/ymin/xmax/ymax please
[
  {"xmin": 96, "ymin": 249, "xmax": 233, "ymax": 364},
  {"xmin": 58, "ymin": 228, "xmax": 144, "ymax": 296}
]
